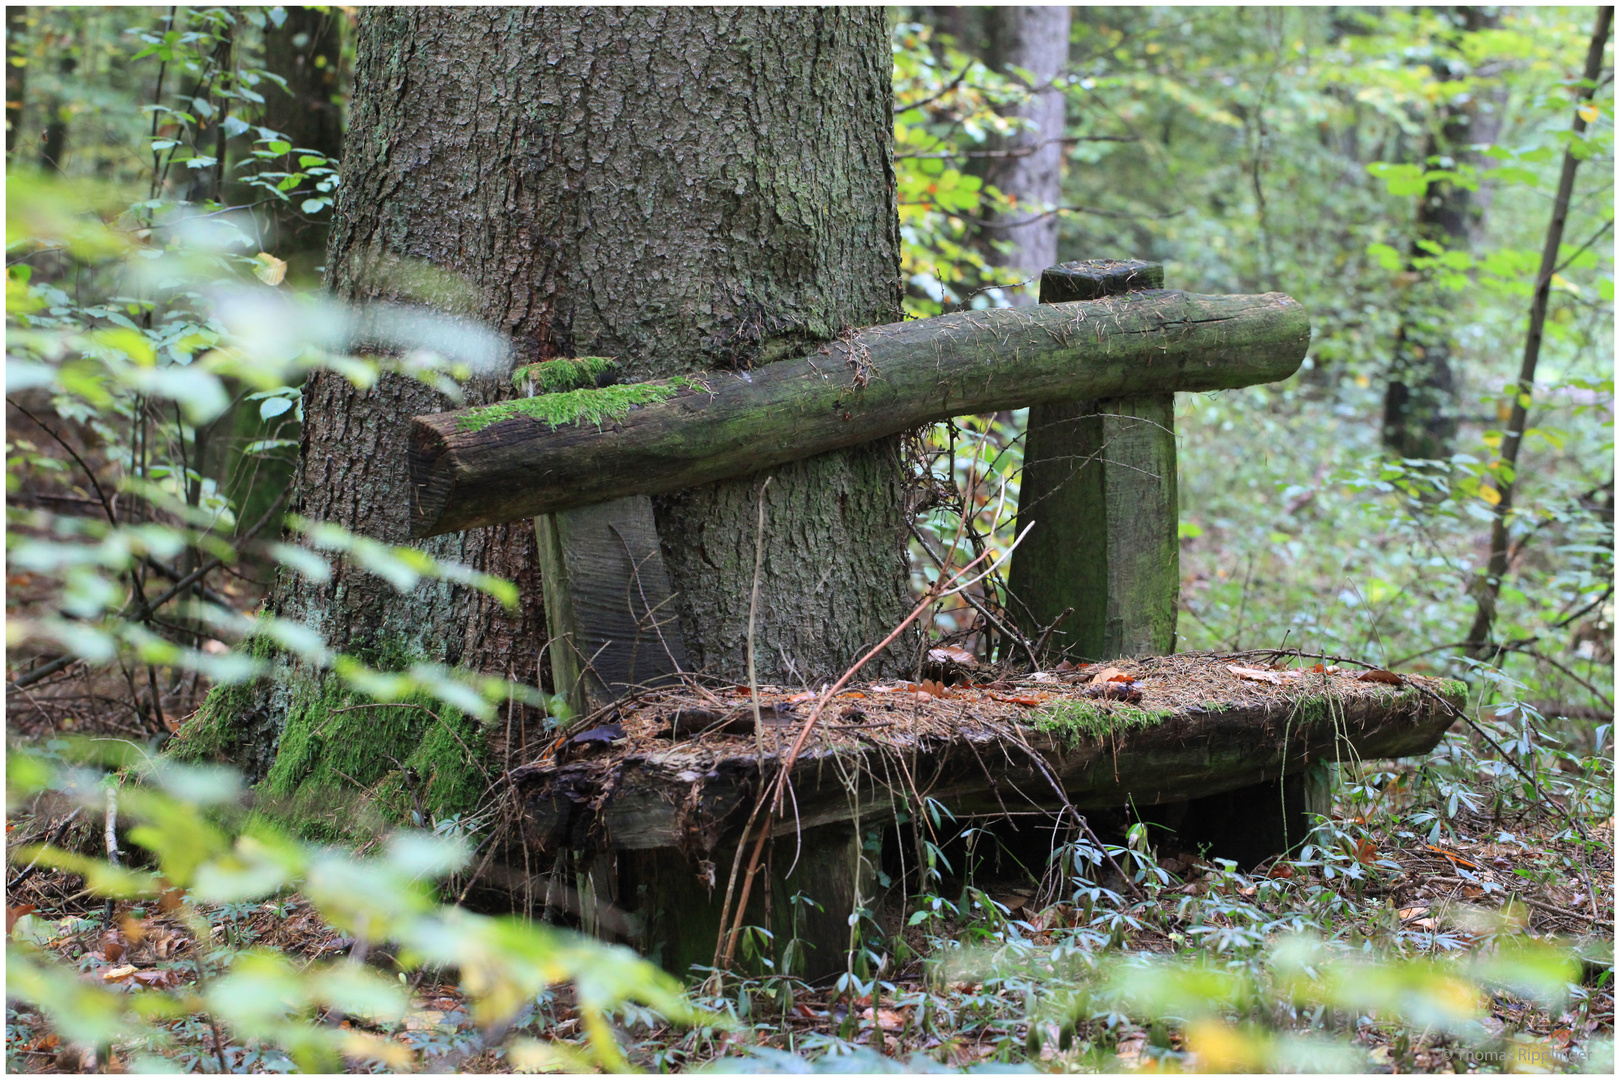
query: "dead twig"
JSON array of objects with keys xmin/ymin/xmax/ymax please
[
  {"xmin": 748, "ymin": 477, "xmax": 772, "ymax": 759},
  {"xmin": 7, "ymin": 808, "xmax": 83, "ymax": 891},
  {"xmin": 715, "ymin": 525, "xmax": 1034, "ymax": 974}
]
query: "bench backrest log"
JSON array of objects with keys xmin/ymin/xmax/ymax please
[{"xmin": 405, "ymin": 262, "xmax": 1311, "ymax": 710}]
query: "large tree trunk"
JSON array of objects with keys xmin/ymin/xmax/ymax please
[
  {"xmin": 980, "ymin": 5, "xmax": 1071, "ymax": 298},
  {"xmin": 178, "ymin": 8, "xmax": 913, "ymax": 825}
]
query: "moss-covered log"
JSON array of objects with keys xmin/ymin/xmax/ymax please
[
  {"xmin": 513, "ymin": 679, "xmax": 1458, "ymax": 855},
  {"xmin": 409, "ymin": 289, "xmax": 1310, "ymax": 536}
]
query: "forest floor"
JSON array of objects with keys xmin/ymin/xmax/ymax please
[{"xmin": 6, "ymin": 658, "xmax": 1613, "ymax": 1072}]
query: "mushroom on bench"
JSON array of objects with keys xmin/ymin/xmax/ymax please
[{"xmin": 405, "ymin": 262, "xmax": 1458, "ymax": 979}]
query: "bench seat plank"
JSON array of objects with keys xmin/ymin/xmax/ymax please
[{"xmin": 511, "ymin": 659, "xmax": 1460, "ymax": 855}]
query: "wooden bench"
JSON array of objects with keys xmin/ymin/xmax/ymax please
[
  {"xmin": 405, "ymin": 262, "xmax": 1457, "ymax": 978},
  {"xmin": 507, "ymin": 661, "xmax": 1457, "ymax": 977}
]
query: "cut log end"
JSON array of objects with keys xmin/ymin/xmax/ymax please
[
  {"xmin": 406, "ymin": 416, "xmax": 457, "ymax": 538},
  {"xmin": 1041, "ymin": 259, "xmax": 1165, "ymax": 303}
]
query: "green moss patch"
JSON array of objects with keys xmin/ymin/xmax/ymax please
[
  {"xmin": 167, "ymin": 630, "xmax": 277, "ymax": 766},
  {"xmin": 166, "ymin": 626, "xmax": 499, "ymax": 842},
  {"xmin": 169, "ymin": 674, "xmax": 263, "ymax": 763},
  {"xmin": 256, "ymin": 676, "xmax": 492, "ymax": 840},
  {"xmin": 458, "ymin": 376, "xmax": 700, "ymax": 434},
  {"xmin": 1031, "ymin": 699, "xmax": 1175, "ymax": 748},
  {"xmin": 511, "ymin": 355, "xmax": 618, "ymax": 393}
]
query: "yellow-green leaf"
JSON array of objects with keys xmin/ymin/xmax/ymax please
[{"xmin": 253, "ymin": 252, "xmax": 288, "ymax": 287}]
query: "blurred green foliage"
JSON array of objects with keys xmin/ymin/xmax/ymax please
[{"xmin": 7, "ymin": 742, "xmax": 699, "ymax": 1072}]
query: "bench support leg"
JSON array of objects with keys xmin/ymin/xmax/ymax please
[
  {"xmin": 1171, "ymin": 763, "xmax": 1336, "ymax": 867},
  {"xmin": 606, "ymin": 824, "xmax": 874, "ymax": 982},
  {"xmin": 535, "ymin": 495, "xmax": 690, "ymax": 714}
]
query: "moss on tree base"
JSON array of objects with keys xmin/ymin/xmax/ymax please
[{"xmin": 168, "ymin": 639, "xmax": 495, "ymax": 841}]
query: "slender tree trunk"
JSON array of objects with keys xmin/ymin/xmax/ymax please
[
  {"xmin": 178, "ymin": 8, "xmax": 913, "ymax": 824},
  {"xmin": 37, "ymin": 17, "xmax": 72, "ymax": 172},
  {"xmin": 980, "ymin": 5, "xmax": 1071, "ymax": 298},
  {"xmin": 1467, "ymin": 5, "xmax": 1612, "ymax": 655},
  {"xmin": 260, "ymin": 5, "xmax": 344, "ymax": 277},
  {"xmin": 1381, "ymin": 6, "xmax": 1499, "ymax": 460},
  {"xmin": 5, "ymin": 8, "xmax": 26, "ymax": 159},
  {"xmin": 200, "ymin": 7, "xmax": 348, "ymax": 566}
]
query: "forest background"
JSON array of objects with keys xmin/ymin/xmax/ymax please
[{"xmin": 3, "ymin": 5, "xmax": 1614, "ymax": 1074}]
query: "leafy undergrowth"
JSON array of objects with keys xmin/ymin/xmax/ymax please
[{"xmin": 6, "ymin": 725, "xmax": 1611, "ymax": 1074}]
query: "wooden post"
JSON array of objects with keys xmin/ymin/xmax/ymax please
[
  {"xmin": 1007, "ymin": 260, "xmax": 1179, "ymax": 662},
  {"xmin": 521, "ymin": 363, "xmax": 690, "ymax": 714},
  {"xmin": 590, "ymin": 825, "xmax": 874, "ymax": 981},
  {"xmin": 535, "ymin": 497, "xmax": 689, "ymax": 714},
  {"xmin": 1172, "ymin": 761, "xmax": 1336, "ymax": 867}
]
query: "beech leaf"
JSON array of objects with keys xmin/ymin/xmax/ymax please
[{"xmin": 1356, "ymin": 669, "xmax": 1404, "ymax": 685}]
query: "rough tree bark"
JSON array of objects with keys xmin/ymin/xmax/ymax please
[
  {"xmin": 175, "ymin": 8, "xmax": 915, "ymax": 827},
  {"xmin": 979, "ymin": 6, "xmax": 1071, "ymax": 297}
]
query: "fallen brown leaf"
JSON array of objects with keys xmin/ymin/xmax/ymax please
[
  {"xmin": 861, "ymin": 1006, "xmax": 909, "ymax": 1031},
  {"xmin": 1357, "ymin": 669, "xmax": 1404, "ymax": 685},
  {"xmin": 1083, "ymin": 681, "xmax": 1141, "ymax": 703},
  {"xmin": 148, "ymin": 930, "xmax": 183, "ymax": 960},
  {"xmin": 991, "ymin": 693, "xmax": 1050, "ymax": 707},
  {"xmin": 1030, "ymin": 904, "xmax": 1071, "ymax": 931},
  {"xmin": 1426, "ymin": 845, "xmax": 1479, "ymax": 870},
  {"xmin": 131, "ymin": 968, "xmax": 180, "ymax": 989},
  {"xmin": 6, "ymin": 903, "xmax": 36, "ymax": 935},
  {"xmin": 994, "ymin": 892, "xmax": 1032, "ymax": 914}
]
